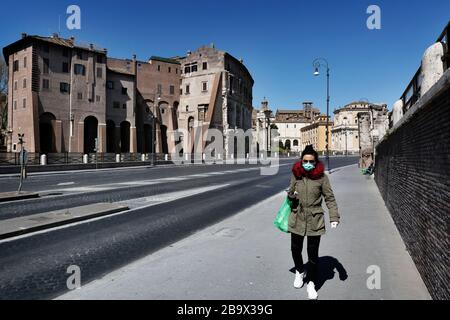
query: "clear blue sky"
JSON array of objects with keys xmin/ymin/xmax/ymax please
[{"xmin": 1, "ymin": 0, "xmax": 449, "ymax": 113}]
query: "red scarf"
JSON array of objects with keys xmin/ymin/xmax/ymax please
[{"xmin": 292, "ymin": 160, "xmax": 325, "ymax": 180}]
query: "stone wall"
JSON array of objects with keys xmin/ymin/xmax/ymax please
[{"xmin": 374, "ymin": 69, "xmax": 450, "ymax": 300}]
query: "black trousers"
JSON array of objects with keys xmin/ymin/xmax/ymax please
[{"xmin": 291, "ymin": 233, "xmax": 321, "ymax": 283}]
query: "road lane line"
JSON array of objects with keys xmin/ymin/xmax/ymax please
[{"xmin": 0, "ymin": 184, "xmax": 231, "ymax": 243}]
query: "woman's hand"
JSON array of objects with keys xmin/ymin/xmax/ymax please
[{"xmin": 331, "ymin": 222, "xmax": 339, "ymax": 229}]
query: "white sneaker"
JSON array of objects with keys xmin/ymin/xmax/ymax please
[
  {"xmin": 293, "ymin": 271, "xmax": 305, "ymax": 289},
  {"xmin": 307, "ymin": 282, "xmax": 318, "ymax": 300}
]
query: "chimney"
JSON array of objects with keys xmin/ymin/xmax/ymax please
[
  {"xmin": 69, "ymin": 36, "xmax": 75, "ymax": 44},
  {"xmin": 89, "ymin": 43, "xmax": 94, "ymax": 50},
  {"xmin": 21, "ymin": 33, "xmax": 27, "ymax": 39},
  {"xmin": 52, "ymin": 33, "xmax": 59, "ymax": 38},
  {"xmin": 187, "ymin": 50, "xmax": 192, "ymax": 56},
  {"xmin": 132, "ymin": 54, "xmax": 137, "ymax": 61}
]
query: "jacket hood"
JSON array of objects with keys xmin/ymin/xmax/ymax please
[{"xmin": 292, "ymin": 160, "xmax": 325, "ymax": 180}]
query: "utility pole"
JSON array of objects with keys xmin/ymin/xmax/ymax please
[{"xmin": 17, "ymin": 133, "xmax": 27, "ymax": 194}]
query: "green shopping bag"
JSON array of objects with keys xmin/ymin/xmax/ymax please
[{"xmin": 274, "ymin": 197, "xmax": 293, "ymax": 233}]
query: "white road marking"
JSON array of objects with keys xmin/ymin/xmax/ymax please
[{"xmin": 57, "ymin": 182, "xmax": 75, "ymax": 186}]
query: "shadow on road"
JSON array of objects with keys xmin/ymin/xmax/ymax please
[{"xmin": 289, "ymin": 255, "xmax": 348, "ymax": 291}]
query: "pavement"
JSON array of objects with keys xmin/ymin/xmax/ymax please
[
  {"xmin": 58, "ymin": 164, "xmax": 431, "ymax": 300},
  {"xmin": 0, "ymin": 203, "xmax": 129, "ymax": 240}
]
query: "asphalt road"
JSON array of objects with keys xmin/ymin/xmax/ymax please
[{"xmin": 0, "ymin": 156, "xmax": 358, "ymax": 300}]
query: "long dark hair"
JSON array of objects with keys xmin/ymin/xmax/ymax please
[{"xmin": 301, "ymin": 144, "xmax": 319, "ymax": 163}]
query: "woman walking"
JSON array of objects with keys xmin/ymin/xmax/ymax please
[{"xmin": 287, "ymin": 145, "xmax": 340, "ymax": 299}]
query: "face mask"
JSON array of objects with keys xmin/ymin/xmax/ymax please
[{"xmin": 302, "ymin": 163, "xmax": 315, "ymax": 172}]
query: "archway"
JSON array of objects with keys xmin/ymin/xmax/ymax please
[
  {"xmin": 106, "ymin": 120, "xmax": 116, "ymax": 153},
  {"xmin": 120, "ymin": 121, "xmax": 131, "ymax": 153},
  {"xmin": 285, "ymin": 139, "xmax": 291, "ymax": 150},
  {"xmin": 84, "ymin": 116, "xmax": 98, "ymax": 154},
  {"xmin": 144, "ymin": 124, "xmax": 152, "ymax": 154},
  {"xmin": 39, "ymin": 112, "xmax": 56, "ymax": 154}
]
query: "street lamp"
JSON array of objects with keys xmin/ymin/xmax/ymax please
[
  {"xmin": 312, "ymin": 58, "xmax": 331, "ymax": 172},
  {"xmin": 151, "ymin": 94, "xmax": 161, "ymax": 166}
]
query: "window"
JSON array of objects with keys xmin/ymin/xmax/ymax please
[
  {"xmin": 97, "ymin": 55, "xmax": 103, "ymax": 64},
  {"xmin": 23, "ymin": 78, "xmax": 26, "ymax": 89},
  {"xmin": 43, "ymin": 58, "xmax": 49, "ymax": 74},
  {"xmin": 74, "ymin": 64, "xmax": 86, "ymax": 75},
  {"xmin": 202, "ymin": 81, "xmax": 208, "ymax": 92},
  {"xmin": 97, "ymin": 67, "xmax": 102, "ymax": 78},
  {"xmin": 23, "ymin": 57, "xmax": 27, "ymax": 68},
  {"xmin": 63, "ymin": 48, "xmax": 69, "ymax": 57},
  {"xmin": 175, "ymin": 68, "xmax": 178, "ymax": 74},
  {"xmin": 76, "ymin": 50, "xmax": 83, "ymax": 60},
  {"xmin": 123, "ymin": 103, "xmax": 127, "ymax": 109},
  {"xmin": 168, "ymin": 67, "xmax": 171, "ymax": 73},
  {"xmin": 170, "ymin": 85, "xmax": 175, "ymax": 95},
  {"xmin": 62, "ymin": 62, "xmax": 69, "ymax": 73},
  {"xmin": 186, "ymin": 105, "xmax": 189, "ymax": 112},
  {"xmin": 13, "ymin": 101, "xmax": 17, "ymax": 110},
  {"xmin": 202, "ymin": 62, "xmax": 207, "ymax": 70},
  {"xmin": 60, "ymin": 82, "xmax": 70, "ymax": 93},
  {"xmin": 42, "ymin": 79, "xmax": 50, "ymax": 90},
  {"xmin": 107, "ymin": 81, "xmax": 114, "ymax": 89},
  {"xmin": 77, "ymin": 92, "xmax": 83, "ymax": 100},
  {"xmin": 22, "ymin": 98, "xmax": 26, "ymax": 109},
  {"xmin": 185, "ymin": 84, "xmax": 190, "ymax": 95},
  {"xmin": 120, "ymin": 87, "xmax": 128, "ymax": 95},
  {"xmin": 13, "ymin": 60, "xmax": 19, "ymax": 72},
  {"xmin": 113, "ymin": 101, "xmax": 120, "ymax": 109},
  {"xmin": 157, "ymin": 65, "xmax": 161, "ymax": 72},
  {"xmin": 14, "ymin": 81, "xmax": 18, "ymax": 91},
  {"xmin": 96, "ymin": 95, "xmax": 101, "ymax": 102},
  {"xmin": 184, "ymin": 66, "xmax": 190, "ymax": 73},
  {"xmin": 191, "ymin": 64, "xmax": 198, "ymax": 72},
  {"xmin": 43, "ymin": 44, "xmax": 49, "ymax": 53},
  {"xmin": 157, "ymin": 84, "xmax": 162, "ymax": 95}
]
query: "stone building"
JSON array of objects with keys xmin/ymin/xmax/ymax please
[
  {"xmin": 357, "ymin": 103, "xmax": 389, "ymax": 168},
  {"xmin": 274, "ymin": 102, "xmax": 320, "ymax": 153},
  {"xmin": 252, "ymin": 98, "xmax": 274, "ymax": 155},
  {"xmin": 107, "ymin": 56, "xmax": 181, "ymax": 155},
  {"xmin": 2, "ymin": 34, "xmax": 180, "ymax": 155},
  {"xmin": 300, "ymin": 114, "xmax": 333, "ymax": 153},
  {"xmin": 331, "ymin": 101, "xmax": 371, "ymax": 155},
  {"xmin": 177, "ymin": 45, "xmax": 253, "ymax": 157}
]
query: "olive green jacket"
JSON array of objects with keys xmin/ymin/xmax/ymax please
[{"xmin": 287, "ymin": 173, "xmax": 340, "ymax": 236}]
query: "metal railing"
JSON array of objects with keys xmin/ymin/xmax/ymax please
[{"xmin": 400, "ymin": 20, "xmax": 450, "ymax": 114}]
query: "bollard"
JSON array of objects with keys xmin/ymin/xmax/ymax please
[
  {"xmin": 218, "ymin": 153, "xmax": 222, "ymax": 160},
  {"xmin": 40, "ymin": 154, "xmax": 47, "ymax": 166},
  {"xmin": 141, "ymin": 154, "xmax": 146, "ymax": 162},
  {"xmin": 116, "ymin": 154, "xmax": 121, "ymax": 163},
  {"xmin": 246, "ymin": 153, "xmax": 249, "ymax": 159},
  {"xmin": 165, "ymin": 154, "xmax": 168, "ymax": 161},
  {"xmin": 185, "ymin": 153, "xmax": 189, "ymax": 161},
  {"xmin": 83, "ymin": 154, "xmax": 88, "ymax": 164}
]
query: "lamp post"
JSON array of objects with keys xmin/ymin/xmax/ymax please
[
  {"xmin": 343, "ymin": 116, "xmax": 348, "ymax": 156},
  {"xmin": 263, "ymin": 109, "xmax": 271, "ymax": 157},
  {"xmin": 151, "ymin": 94, "xmax": 161, "ymax": 167},
  {"xmin": 313, "ymin": 58, "xmax": 331, "ymax": 172}
]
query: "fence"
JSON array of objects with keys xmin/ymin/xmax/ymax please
[{"xmin": 400, "ymin": 21, "xmax": 450, "ymax": 114}]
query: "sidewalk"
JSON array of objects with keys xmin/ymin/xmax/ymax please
[{"xmin": 58, "ymin": 164, "xmax": 431, "ymax": 300}]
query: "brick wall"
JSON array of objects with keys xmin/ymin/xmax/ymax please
[{"xmin": 374, "ymin": 81, "xmax": 450, "ymax": 300}]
